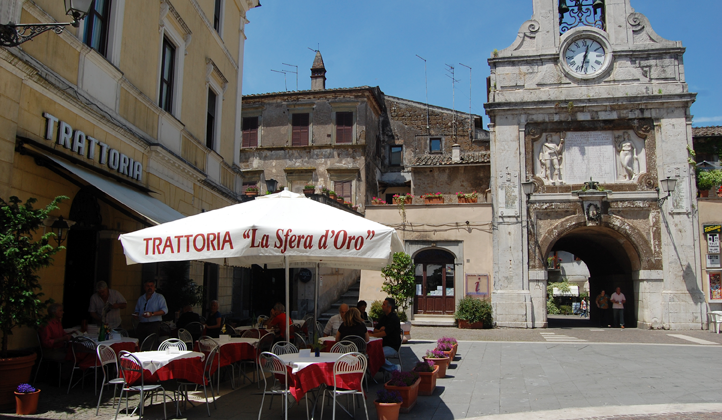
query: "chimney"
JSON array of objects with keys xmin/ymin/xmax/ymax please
[
  {"xmin": 310, "ymin": 51, "xmax": 326, "ymax": 91},
  {"xmin": 452, "ymin": 144, "xmax": 461, "ymax": 163}
]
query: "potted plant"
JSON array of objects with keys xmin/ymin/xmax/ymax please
[
  {"xmin": 321, "ymin": 187, "xmax": 329, "ymax": 196},
  {"xmin": 454, "ymin": 296, "xmax": 493, "ymax": 329},
  {"xmin": 303, "ymin": 184, "xmax": 316, "ymax": 196},
  {"xmin": 328, "ymin": 190, "xmax": 337, "ymax": 200},
  {"xmin": 371, "ymin": 197, "xmax": 387, "ymax": 205},
  {"xmin": 437, "ymin": 341, "xmax": 453, "ymax": 359},
  {"xmin": 245, "ymin": 185, "xmax": 259, "ymax": 196},
  {"xmin": 309, "ymin": 332, "xmax": 324, "ymax": 357},
  {"xmin": 456, "ymin": 191, "xmax": 479, "ymax": 203},
  {"xmin": 276, "ymin": 185, "xmax": 286, "ymax": 193},
  {"xmin": 1, "ymin": 196, "xmax": 66, "ymax": 410},
  {"xmin": 413, "ymin": 360, "xmax": 438, "ymax": 396},
  {"xmin": 392, "ymin": 193, "xmax": 413, "ymax": 205},
  {"xmin": 383, "ymin": 370, "xmax": 420, "ymax": 413},
  {"xmin": 381, "ymin": 252, "xmax": 415, "ymax": 337},
  {"xmin": 696, "ymin": 169, "xmax": 722, "ymax": 197},
  {"xmin": 14, "ymin": 383, "xmax": 40, "ymax": 415},
  {"xmin": 423, "ymin": 349, "xmax": 450, "ymax": 378},
  {"xmin": 374, "ymin": 389, "xmax": 402, "ymax": 420},
  {"xmin": 437, "ymin": 337, "xmax": 458, "ymax": 359},
  {"xmin": 421, "ymin": 192, "xmax": 444, "ymax": 204}
]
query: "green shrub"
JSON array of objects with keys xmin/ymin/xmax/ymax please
[
  {"xmin": 697, "ymin": 169, "xmax": 722, "ymax": 191},
  {"xmin": 369, "ymin": 300, "xmax": 384, "ymax": 321},
  {"xmin": 453, "ymin": 296, "xmax": 493, "ymax": 327},
  {"xmin": 547, "ymin": 299, "xmax": 560, "ymax": 315},
  {"xmin": 559, "ymin": 305, "xmax": 573, "ymax": 315}
]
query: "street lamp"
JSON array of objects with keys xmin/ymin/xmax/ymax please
[
  {"xmin": 657, "ymin": 176, "xmax": 677, "ymax": 207},
  {"xmin": 521, "ymin": 180, "xmax": 536, "ymax": 198},
  {"xmin": 50, "ymin": 215, "xmax": 70, "ymax": 246},
  {"xmin": 0, "ymin": 0, "xmax": 94, "ymax": 47}
]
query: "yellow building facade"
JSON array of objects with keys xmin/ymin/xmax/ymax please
[{"xmin": 0, "ymin": 0, "xmax": 259, "ymax": 350}]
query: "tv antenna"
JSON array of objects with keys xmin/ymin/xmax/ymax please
[
  {"xmin": 445, "ymin": 64, "xmax": 460, "ymax": 141},
  {"xmin": 282, "ymin": 63, "xmax": 298, "ymax": 90},
  {"xmin": 307, "ymin": 44, "xmax": 320, "ymax": 53},
  {"xmin": 416, "ymin": 54, "xmax": 430, "ymax": 134},
  {"xmin": 459, "ymin": 63, "xmax": 472, "ymax": 139},
  {"xmin": 271, "ymin": 69, "xmax": 289, "ymax": 91}
]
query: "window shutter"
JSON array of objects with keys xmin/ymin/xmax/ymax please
[
  {"xmin": 336, "ymin": 112, "xmax": 353, "ymax": 144},
  {"xmin": 242, "ymin": 117, "xmax": 258, "ymax": 148},
  {"xmin": 334, "ymin": 181, "xmax": 352, "ymax": 202},
  {"xmin": 292, "ymin": 113, "xmax": 309, "ymax": 146}
]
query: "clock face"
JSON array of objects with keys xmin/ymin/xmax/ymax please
[{"xmin": 564, "ymin": 38, "xmax": 606, "ymax": 75}]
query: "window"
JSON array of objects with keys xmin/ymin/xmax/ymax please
[
  {"xmin": 242, "ymin": 117, "xmax": 258, "ymax": 148},
  {"xmin": 159, "ymin": 38, "xmax": 176, "ymax": 113},
  {"xmin": 83, "ymin": 0, "xmax": 111, "ymax": 56},
  {"xmin": 430, "ymin": 138, "xmax": 442, "ymax": 153},
  {"xmin": 292, "ymin": 113, "xmax": 310, "ymax": 146},
  {"xmin": 335, "ymin": 112, "xmax": 353, "ymax": 144},
  {"xmin": 213, "ymin": 0, "xmax": 222, "ymax": 32},
  {"xmin": 334, "ymin": 181, "xmax": 352, "ymax": 203},
  {"xmin": 206, "ymin": 89, "xmax": 217, "ymax": 150},
  {"xmin": 390, "ymin": 145, "xmax": 403, "ymax": 166}
]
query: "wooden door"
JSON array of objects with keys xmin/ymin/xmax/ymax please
[{"xmin": 413, "ymin": 250, "xmax": 456, "ymax": 315}]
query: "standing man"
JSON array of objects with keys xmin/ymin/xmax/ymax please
[
  {"xmin": 595, "ymin": 290, "xmax": 610, "ymax": 327},
  {"xmin": 133, "ymin": 281, "xmax": 168, "ymax": 344},
  {"xmin": 580, "ymin": 298, "xmax": 588, "ymax": 318},
  {"xmin": 323, "ymin": 303, "xmax": 349, "ymax": 336},
  {"xmin": 88, "ymin": 281, "xmax": 127, "ymax": 329},
  {"xmin": 370, "ymin": 298, "xmax": 401, "ymax": 372},
  {"xmin": 610, "ymin": 287, "xmax": 626, "ymax": 329}
]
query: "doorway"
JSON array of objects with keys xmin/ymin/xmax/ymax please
[{"xmin": 413, "ymin": 249, "xmax": 456, "ymax": 315}]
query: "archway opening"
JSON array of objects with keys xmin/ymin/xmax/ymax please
[
  {"xmin": 546, "ymin": 226, "xmax": 639, "ymax": 328},
  {"xmin": 413, "ymin": 249, "xmax": 456, "ymax": 315}
]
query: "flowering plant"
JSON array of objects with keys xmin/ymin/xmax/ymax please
[
  {"xmin": 328, "ymin": 190, "xmax": 336, "ymax": 196},
  {"xmin": 455, "ymin": 191, "xmax": 478, "ymax": 199},
  {"xmin": 436, "ymin": 342, "xmax": 453, "ymax": 352},
  {"xmin": 386, "ymin": 370, "xmax": 419, "ymax": 387},
  {"xmin": 420, "ymin": 192, "xmax": 443, "ymax": 198},
  {"xmin": 371, "ymin": 197, "xmax": 387, "ymax": 204},
  {"xmin": 393, "ymin": 193, "xmax": 413, "ymax": 200},
  {"xmin": 245, "ymin": 186, "xmax": 259, "ymax": 192},
  {"xmin": 16, "ymin": 384, "xmax": 36, "ymax": 394},
  {"xmin": 437, "ymin": 336, "xmax": 457, "ymax": 346},
  {"xmin": 376, "ymin": 389, "xmax": 403, "ymax": 403},
  {"xmin": 412, "ymin": 360, "xmax": 435, "ymax": 372},
  {"xmin": 425, "ymin": 349, "xmax": 447, "ymax": 359}
]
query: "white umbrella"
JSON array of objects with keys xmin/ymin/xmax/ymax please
[{"xmin": 119, "ymin": 189, "xmax": 404, "ymax": 341}]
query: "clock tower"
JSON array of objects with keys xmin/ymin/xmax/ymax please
[{"xmin": 485, "ymin": 0, "xmax": 702, "ymax": 329}]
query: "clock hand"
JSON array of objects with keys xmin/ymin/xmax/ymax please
[{"xmin": 582, "ymin": 45, "xmax": 590, "ymax": 74}]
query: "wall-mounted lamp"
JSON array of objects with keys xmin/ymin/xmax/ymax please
[
  {"xmin": 265, "ymin": 178, "xmax": 278, "ymax": 193},
  {"xmin": 50, "ymin": 215, "xmax": 70, "ymax": 246},
  {"xmin": 0, "ymin": 0, "xmax": 94, "ymax": 47},
  {"xmin": 521, "ymin": 180, "xmax": 536, "ymax": 198},
  {"xmin": 657, "ymin": 176, "xmax": 678, "ymax": 207}
]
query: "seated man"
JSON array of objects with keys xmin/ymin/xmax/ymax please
[
  {"xmin": 264, "ymin": 302, "xmax": 292, "ymax": 341},
  {"xmin": 369, "ymin": 297, "xmax": 401, "ymax": 372},
  {"xmin": 39, "ymin": 303, "xmax": 72, "ymax": 361},
  {"xmin": 177, "ymin": 304, "xmax": 202, "ymax": 330},
  {"xmin": 323, "ymin": 303, "xmax": 349, "ymax": 337}
]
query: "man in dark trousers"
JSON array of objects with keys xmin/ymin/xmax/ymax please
[{"xmin": 370, "ymin": 297, "xmax": 401, "ymax": 372}]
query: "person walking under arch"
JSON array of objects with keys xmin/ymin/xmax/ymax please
[{"xmin": 610, "ymin": 287, "xmax": 626, "ymax": 329}]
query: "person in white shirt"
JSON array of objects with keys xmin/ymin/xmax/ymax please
[
  {"xmin": 323, "ymin": 303, "xmax": 349, "ymax": 336},
  {"xmin": 610, "ymin": 287, "xmax": 626, "ymax": 329},
  {"xmin": 88, "ymin": 281, "xmax": 127, "ymax": 329}
]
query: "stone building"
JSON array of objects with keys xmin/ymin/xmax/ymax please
[
  {"xmin": 0, "ymin": 0, "xmax": 259, "ymax": 350},
  {"xmin": 485, "ymin": 0, "xmax": 702, "ymax": 329}
]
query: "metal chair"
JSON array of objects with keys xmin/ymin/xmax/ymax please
[
  {"xmin": 157, "ymin": 338, "xmax": 187, "ymax": 352},
  {"xmin": 315, "ymin": 321, "xmax": 325, "ymax": 338},
  {"xmin": 342, "ymin": 335, "xmax": 367, "ymax": 354},
  {"xmin": 177, "ymin": 345, "xmax": 218, "ymax": 416},
  {"xmin": 242, "ymin": 329, "xmax": 262, "ymax": 339},
  {"xmin": 185, "ymin": 321, "xmax": 204, "ymax": 341},
  {"xmin": 258, "ymin": 352, "xmax": 309, "ymax": 420},
  {"xmin": 178, "ymin": 329, "xmax": 193, "ymax": 349},
  {"xmin": 330, "ymin": 340, "xmax": 357, "ymax": 354},
  {"xmin": 33, "ymin": 332, "xmax": 64, "ymax": 387},
  {"xmin": 271, "ymin": 341, "xmax": 298, "ymax": 355},
  {"xmin": 95, "ymin": 344, "xmax": 126, "ymax": 415},
  {"xmin": 320, "ymin": 352, "xmax": 369, "ymax": 420},
  {"xmin": 140, "ymin": 333, "xmax": 158, "ymax": 352},
  {"xmin": 293, "ymin": 332, "xmax": 308, "ymax": 349},
  {"xmin": 67, "ymin": 336, "xmax": 100, "ymax": 395},
  {"xmin": 115, "ymin": 351, "xmax": 167, "ymax": 420}
]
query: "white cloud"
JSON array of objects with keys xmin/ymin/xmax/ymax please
[{"xmin": 694, "ymin": 116, "xmax": 722, "ymax": 123}]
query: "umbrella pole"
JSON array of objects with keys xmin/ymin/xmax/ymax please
[
  {"xmin": 315, "ymin": 263, "xmax": 319, "ymax": 329},
  {"xmin": 284, "ymin": 255, "xmax": 289, "ymax": 420}
]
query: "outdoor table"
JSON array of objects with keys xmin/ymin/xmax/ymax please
[
  {"xmin": 277, "ymin": 352, "xmax": 363, "ymax": 401},
  {"xmin": 68, "ymin": 337, "xmax": 139, "ymax": 368},
  {"xmin": 124, "ymin": 350, "xmax": 206, "ymax": 385},
  {"xmin": 194, "ymin": 337, "xmax": 259, "ymax": 368},
  {"xmin": 318, "ymin": 337, "xmax": 384, "ymax": 376}
]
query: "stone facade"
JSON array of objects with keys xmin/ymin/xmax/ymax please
[{"xmin": 485, "ymin": 0, "xmax": 702, "ymax": 329}]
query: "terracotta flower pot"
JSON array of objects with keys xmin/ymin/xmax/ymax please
[
  {"xmin": 458, "ymin": 319, "xmax": 483, "ymax": 329},
  {"xmin": 15, "ymin": 390, "xmax": 40, "ymax": 415},
  {"xmin": 423, "ymin": 196, "xmax": 444, "ymax": 204},
  {"xmin": 0, "ymin": 353, "xmax": 36, "ymax": 410},
  {"xmin": 384, "ymin": 377, "xmax": 420, "ymax": 413},
  {"xmin": 417, "ymin": 365, "xmax": 439, "ymax": 396},
  {"xmin": 337, "ymin": 198, "xmax": 345, "ymax": 204},
  {"xmin": 245, "ymin": 190, "xmax": 258, "ymax": 197},
  {"xmin": 700, "ymin": 190, "xmax": 709, "ymax": 198},
  {"xmin": 393, "ymin": 197, "xmax": 412, "ymax": 205},
  {"xmin": 441, "ymin": 350, "xmax": 452, "ymax": 361},
  {"xmin": 424, "ymin": 356, "xmax": 449, "ymax": 378},
  {"xmin": 303, "ymin": 188, "xmax": 315, "ymax": 196},
  {"xmin": 329, "ymin": 193, "xmax": 336, "ymax": 200},
  {"xmin": 374, "ymin": 400, "xmax": 402, "ymax": 420},
  {"xmin": 458, "ymin": 197, "xmax": 478, "ymax": 203},
  {"xmin": 451, "ymin": 343, "xmax": 458, "ymax": 359}
]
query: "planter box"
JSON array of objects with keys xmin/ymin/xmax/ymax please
[
  {"xmin": 417, "ymin": 365, "xmax": 439, "ymax": 396},
  {"xmin": 374, "ymin": 400, "xmax": 402, "ymax": 420},
  {"xmin": 458, "ymin": 319, "xmax": 484, "ymax": 329},
  {"xmin": 303, "ymin": 189, "xmax": 315, "ymax": 196},
  {"xmin": 384, "ymin": 377, "xmax": 420, "ymax": 413},
  {"xmin": 451, "ymin": 343, "xmax": 458, "ymax": 359},
  {"xmin": 423, "ymin": 356, "xmax": 449, "ymax": 378},
  {"xmin": 245, "ymin": 191, "xmax": 258, "ymax": 197},
  {"xmin": 458, "ymin": 197, "xmax": 478, "ymax": 203},
  {"xmin": 393, "ymin": 197, "xmax": 412, "ymax": 205},
  {"xmin": 423, "ymin": 196, "xmax": 444, "ymax": 204}
]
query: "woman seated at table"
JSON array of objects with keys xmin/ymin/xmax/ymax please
[
  {"xmin": 205, "ymin": 300, "xmax": 222, "ymax": 338},
  {"xmin": 39, "ymin": 303, "xmax": 73, "ymax": 361},
  {"xmin": 264, "ymin": 302, "xmax": 292, "ymax": 341},
  {"xmin": 336, "ymin": 308, "xmax": 370, "ymax": 342}
]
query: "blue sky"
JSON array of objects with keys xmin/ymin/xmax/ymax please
[{"xmin": 242, "ymin": 1, "xmax": 721, "ymax": 127}]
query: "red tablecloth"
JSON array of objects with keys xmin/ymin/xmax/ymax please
[
  {"xmin": 193, "ymin": 341, "xmax": 257, "ymax": 368},
  {"xmin": 282, "ymin": 361, "xmax": 363, "ymax": 401},
  {"xmin": 123, "ymin": 352, "xmax": 206, "ymax": 385},
  {"xmin": 320, "ymin": 339, "xmax": 384, "ymax": 376},
  {"xmin": 71, "ymin": 341, "xmax": 139, "ymax": 369}
]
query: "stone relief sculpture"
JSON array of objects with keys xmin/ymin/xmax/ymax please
[
  {"xmin": 538, "ymin": 133, "xmax": 565, "ymax": 182},
  {"xmin": 615, "ymin": 131, "xmax": 639, "ymax": 181}
]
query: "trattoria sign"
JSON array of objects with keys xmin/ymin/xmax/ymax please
[{"xmin": 42, "ymin": 112, "xmax": 143, "ymax": 181}]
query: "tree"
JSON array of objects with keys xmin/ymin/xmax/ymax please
[
  {"xmin": 0, "ymin": 196, "xmax": 67, "ymax": 357},
  {"xmin": 381, "ymin": 252, "xmax": 415, "ymax": 321}
]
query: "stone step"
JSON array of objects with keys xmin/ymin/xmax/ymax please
[{"xmin": 411, "ymin": 315, "xmax": 456, "ymax": 327}]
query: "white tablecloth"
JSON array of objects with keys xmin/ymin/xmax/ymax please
[
  {"xmin": 278, "ymin": 352, "xmax": 340, "ymax": 374},
  {"xmin": 131, "ymin": 351, "xmax": 205, "ymax": 375},
  {"xmin": 218, "ymin": 337, "xmax": 259, "ymax": 347},
  {"xmin": 320, "ymin": 336, "xmax": 381, "ymax": 343}
]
